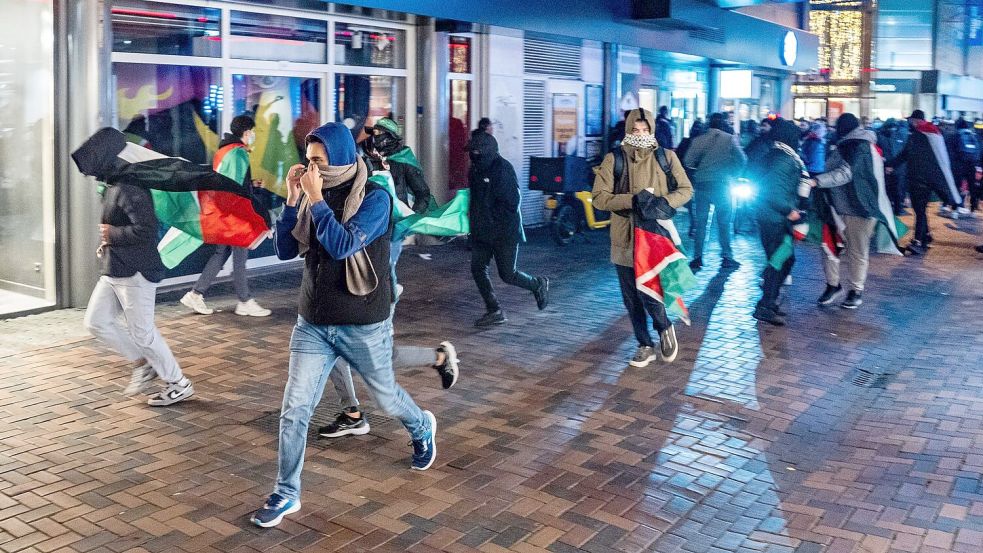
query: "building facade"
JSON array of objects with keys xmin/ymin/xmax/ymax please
[{"xmin": 1, "ymin": 0, "xmax": 818, "ymax": 318}]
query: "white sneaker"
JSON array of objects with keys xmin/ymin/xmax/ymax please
[
  {"xmin": 148, "ymin": 379, "xmax": 194, "ymax": 406},
  {"xmin": 181, "ymin": 291, "xmax": 214, "ymax": 315},
  {"xmin": 123, "ymin": 363, "xmax": 156, "ymax": 395},
  {"xmin": 784, "ymin": 275, "xmax": 793, "ymax": 286},
  {"xmin": 957, "ymin": 207, "xmax": 973, "ymax": 217},
  {"xmin": 235, "ymin": 299, "xmax": 271, "ymax": 317}
]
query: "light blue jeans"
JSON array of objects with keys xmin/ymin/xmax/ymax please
[{"xmin": 274, "ymin": 315, "xmax": 430, "ymax": 501}]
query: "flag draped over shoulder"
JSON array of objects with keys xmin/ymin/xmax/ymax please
[
  {"xmin": 917, "ymin": 121, "xmax": 961, "ymax": 206},
  {"xmin": 72, "ymin": 128, "xmax": 270, "ymax": 268},
  {"xmin": 633, "ymin": 217, "xmax": 697, "ymax": 325},
  {"xmin": 370, "ymin": 171, "xmax": 470, "ymax": 241}
]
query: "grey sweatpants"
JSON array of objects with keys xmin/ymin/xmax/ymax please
[
  {"xmin": 84, "ymin": 274, "xmax": 185, "ymax": 383},
  {"xmin": 331, "ymin": 345, "xmax": 437, "ymax": 409},
  {"xmin": 193, "ymin": 245, "xmax": 251, "ymax": 302},
  {"xmin": 823, "ymin": 215, "xmax": 877, "ymax": 292}
]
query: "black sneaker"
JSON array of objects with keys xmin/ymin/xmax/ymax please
[
  {"xmin": 906, "ymin": 240, "xmax": 926, "ymax": 256},
  {"xmin": 434, "ymin": 341, "xmax": 459, "ymax": 390},
  {"xmin": 817, "ymin": 284, "xmax": 842, "ymax": 306},
  {"xmin": 975, "ymin": 244, "xmax": 983, "ymax": 254},
  {"xmin": 841, "ymin": 290, "xmax": 863, "ymax": 309},
  {"xmin": 533, "ymin": 277, "xmax": 550, "ymax": 310},
  {"xmin": 753, "ymin": 304, "xmax": 786, "ymax": 326},
  {"xmin": 659, "ymin": 325, "xmax": 679, "ymax": 363},
  {"xmin": 628, "ymin": 346, "xmax": 657, "ymax": 368},
  {"xmin": 475, "ymin": 310, "xmax": 507, "ymax": 327},
  {"xmin": 318, "ymin": 411, "xmax": 370, "ymax": 438},
  {"xmin": 721, "ymin": 257, "xmax": 741, "ymax": 270},
  {"xmin": 689, "ymin": 257, "xmax": 703, "ymax": 272}
]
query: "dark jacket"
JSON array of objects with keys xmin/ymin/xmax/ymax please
[
  {"xmin": 751, "ymin": 146, "xmax": 801, "ymax": 225},
  {"xmin": 386, "ymin": 155, "xmax": 434, "ymax": 213},
  {"xmin": 886, "ymin": 123, "xmax": 950, "ymax": 191},
  {"xmin": 684, "ymin": 128, "xmax": 747, "ymax": 188},
  {"xmin": 814, "ymin": 128, "xmax": 880, "ymax": 218},
  {"xmin": 101, "ymin": 183, "xmax": 166, "ymax": 283},
  {"xmin": 467, "ymin": 133, "xmax": 522, "ymax": 243},
  {"xmin": 274, "ymin": 181, "xmax": 394, "ymax": 326},
  {"xmin": 877, "ymin": 122, "xmax": 907, "ymax": 183},
  {"xmin": 656, "ymin": 115, "xmax": 675, "ymax": 150},
  {"xmin": 744, "ymin": 135, "xmax": 773, "ymax": 168}
]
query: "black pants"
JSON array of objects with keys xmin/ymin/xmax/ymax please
[
  {"xmin": 615, "ymin": 264, "xmax": 670, "ymax": 348},
  {"xmin": 886, "ymin": 172, "xmax": 907, "ymax": 214},
  {"xmin": 910, "ymin": 185, "xmax": 931, "ymax": 243},
  {"xmin": 758, "ymin": 222, "xmax": 795, "ymax": 310},
  {"xmin": 471, "ymin": 237, "xmax": 538, "ymax": 312},
  {"xmin": 954, "ymin": 162, "xmax": 980, "ymax": 211}
]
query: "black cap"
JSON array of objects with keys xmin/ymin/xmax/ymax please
[
  {"xmin": 909, "ymin": 110, "xmax": 926, "ymax": 120},
  {"xmin": 230, "ymin": 115, "xmax": 255, "ymax": 138}
]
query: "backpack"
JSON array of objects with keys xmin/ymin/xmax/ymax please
[
  {"xmin": 957, "ymin": 129, "xmax": 980, "ymax": 161},
  {"xmin": 612, "ymin": 146, "xmax": 679, "ymax": 195}
]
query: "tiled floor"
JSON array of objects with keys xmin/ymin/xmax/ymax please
[{"xmin": 2, "ymin": 208, "xmax": 983, "ymax": 553}]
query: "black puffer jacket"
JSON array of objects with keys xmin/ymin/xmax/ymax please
[
  {"xmin": 467, "ymin": 133, "xmax": 522, "ymax": 243},
  {"xmin": 386, "ymin": 153, "xmax": 434, "ymax": 213}
]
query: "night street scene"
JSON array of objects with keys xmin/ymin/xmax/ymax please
[{"xmin": 2, "ymin": 1, "xmax": 983, "ymax": 552}]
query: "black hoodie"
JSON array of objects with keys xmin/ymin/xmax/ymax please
[{"xmin": 467, "ymin": 133, "xmax": 522, "ymax": 242}]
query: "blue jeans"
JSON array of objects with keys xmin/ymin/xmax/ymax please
[
  {"xmin": 274, "ymin": 315, "xmax": 430, "ymax": 501},
  {"xmin": 390, "ymin": 238, "xmax": 404, "ymax": 292}
]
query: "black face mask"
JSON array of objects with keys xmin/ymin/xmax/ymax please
[{"xmin": 373, "ymin": 132, "xmax": 401, "ymax": 157}]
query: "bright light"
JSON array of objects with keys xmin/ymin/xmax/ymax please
[{"xmin": 731, "ymin": 182, "xmax": 754, "ymax": 200}]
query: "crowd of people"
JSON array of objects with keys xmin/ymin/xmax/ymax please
[{"xmin": 77, "ymin": 99, "xmax": 982, "ymax": 529}]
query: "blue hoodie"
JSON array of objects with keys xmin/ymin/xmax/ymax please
[{"xmin": 274, "ymin": 122, "xmax": 391, "ymax": 260}]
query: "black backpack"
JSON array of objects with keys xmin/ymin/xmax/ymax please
[
  {"xmin": 957, "ymin": 129, "xmax": 980, "ymax": 162},
  {"xmin": 612, "ymin": 146, "xmax": 679, "ymax": 195}
]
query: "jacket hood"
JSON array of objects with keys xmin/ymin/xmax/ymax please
[
  {"xmin": 625, "ymin": 108, "xmax": 657, "ymax": 137},
  {"xmin": 219, "ymin": 133, "xmax": 245, "ymax": 149},
  {"xmin": 808, "ymin": 122, "xmax": 827, "ymax": 139},
  {"xmin": 72, "ymin": 127, "xmax": 128, "ymax": 182},
  {"xmin": 468, "ymin": 132, "xmax": 499, "ymax": 167},
  {"xmin": 838, "ymin": 127, "xmax": 876, "ymax": 144},
  {"xmin": 306, "ymin": 122, "xmax": 357, "ymax": 166},
  {"xmin": 769, "ymin": 119, "xmax": 801, "ymax": 150}
]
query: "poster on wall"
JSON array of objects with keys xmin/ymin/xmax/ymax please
[
  {"xmin": 552, "ymin": 93, "xmax": 578, "ymax": 156},
  {"xmin": 585, "ymin": 85, "xmax": 603, "ymax": 137}
]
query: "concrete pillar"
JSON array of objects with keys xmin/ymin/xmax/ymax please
[
  {"xmin": 59, "ymin": 0, "xmax": 112, "ymax": 307},
  {"xmin": 604, "ymin": 42, "xmax": 619, "ymax": 150},
  {"xmin": 417, "ymin": 19, "xmax": 450, "ymax": 204}
]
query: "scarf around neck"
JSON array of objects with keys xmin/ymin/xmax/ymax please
[
  {"xmin": 291, "ymin": 156, "xmax": 379, "ymax": 296},
  {"xmin": 622, "ymin": 133, "xmax": 658, "ymax": 150}
]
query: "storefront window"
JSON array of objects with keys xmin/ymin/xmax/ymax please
[
  {"xmin": 334, "ymin": 74, "xmax": 405, "ymax": 134},
  {"xmin": 876, "ymin": 0, "xmax": 933, "ymax": 70},
  {"xmin": 232, "ymin": 74, "xmax": 321, "ymax": 200},
  {"xmin": 871, "ymin": 93, "xmax": 912, "ymax": 121},
  {"xmin": 0, "ymin": 0, "xmax": 56, "ymax": 316},
  {"xmin": 230, "ymin": 12, "xmax": 327, "ymax": 64},
  {"xmin": 114, "ymin": 63, "xmax": 222, "ymax": 165},
  {"xmin": 334, "ymin": 23, "xmax": 405, "ymax": 68},
  {"xmin": 449, "ymin": 80, "xmax": 471, "ymax": 190},
  {"xmin": 111, "ymin": 1, "xmax": 221, "ymax": 57}
]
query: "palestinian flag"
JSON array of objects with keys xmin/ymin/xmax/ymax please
[
  {"xmin": 916, "ymin": 120, "xmax": 961, "ymax": 206},
  {"xmin": 388, "ymin": 146, "xmax": 422, "ymax": 169},
  {"xmin": 72, "ymin": 128, "xmax": 270, "ymax": 268},
  {"xmin": 370, "ymin": 171, "xmax": 470, "ymax": 241},
  {"xmin": 634, "ymin": 219, "xmax": 697, "ymax": 325}
]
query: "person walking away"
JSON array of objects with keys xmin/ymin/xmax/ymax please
[
  {"xmin": 592, "ymin": 108, "xmax": 693, "ymax": 367},
  {"xmin": 676, "ymin": 120, "xmax": 707, "ymax": 237},
  {"xmin": 656, "ymin": 106, "xmax": 675, "ymax": 150},
  {"xmin": 252, "ymin": 122, "xmax": 437, "ymax": 529},
  {"xmin": 886, "ymin": 110, "xmax": 961, "ymax": 255},
  {"xmin": 182, "ymin": 115, "xmax": 271, "ymax": 317},
  {"xmin": 808, "ymin": 113, "xmax": 897, "ymax": 309},
  {"xmin": 800, "ymin": 121, "xmax": 827, "ymax": 176},
  {"xmin": 468, "ymin": 132, "xmax": 550, "ymax": 327},
  {"xmin": 949, "ymin": 118, "xmax": 981, "ymax": 212},
  {"xmin": 749, "ymin": 119, "xmax": 808, "ymax": 326},
  {"xmin": 683, "ymin": 112, "xmax": 747, "ymax": 271},
  {"xmin": 83, "ymin": 168, "xmax": 195, "ymax": 406},
  {"xmin": 877, "ymin": 119, "xmax": 908, "ymax": 215}
]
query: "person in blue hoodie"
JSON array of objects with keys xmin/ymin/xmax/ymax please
[
  {"xmin": 800, "ymin": 121, "xmax": 827, "ymax": 176},
  {"xmin": 251, "ymin": 123, "xmax": 437, "ymax": 529}
]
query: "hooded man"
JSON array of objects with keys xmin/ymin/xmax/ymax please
[
  {"xmin": 467, "ymin": 132, "xmax": 550, "ymax": 327},
  {"xmin": 800, "ymin": 121, "xmax": 827, "ymax": 176},
  {"xmin": 808, "ymin": 113, "xmax": 902, "ymax": 309},
  {"xmin": 877, "ymin": 118, "xmax": 909, "ymax": 215},
  {"xmin": 749, "ymin": 119, "xmax": 809, "ymax": 326},
  {"xmin": 181, "ymin": 115, "xmax": 271, "ymax": 318},
  {"xmin": 683, "ymin": 112, "xmax": 747, "ymax": 271},
  {"xmin": 886, "ymin": 110, "xmax": 961, "ymax": 254},
  {"xmin": 656, "ymin": 105, "xmax": 675, "ymax": 150},
  {"xmin": 252, "ymin": 122, "xmax": 437, "ymax": 529},
  {"xmin": 592, "ymin": 108, "xmax": 693, "ymax": 367}
]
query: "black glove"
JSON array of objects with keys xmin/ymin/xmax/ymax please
[{"xmin": 632, "ymin": 189, "xmax": 677, "ymax": 221}]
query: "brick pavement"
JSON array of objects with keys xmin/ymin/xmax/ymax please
[{"xmin": 1, "ymin": 208, "xmax": 983, "ymax": 553}]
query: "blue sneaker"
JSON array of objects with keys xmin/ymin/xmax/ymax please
[
  {"xmin": 250, "ymin": 493, "xmax": 300, "ymax": 528},
  {"xmin": 411, "ymin": 410, "xmax": 437, "ymax": 471}
]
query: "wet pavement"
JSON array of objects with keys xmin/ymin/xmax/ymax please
[{"xmin": 1, "ymin": 207, "xmax": 983, "ymax": 553}]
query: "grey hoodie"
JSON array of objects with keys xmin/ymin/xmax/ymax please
[{"xmin": 815, "ymin": 127, "xmax": 878, "ymax": 217}]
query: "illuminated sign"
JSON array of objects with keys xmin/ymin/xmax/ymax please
[
  {"xmin": 782, "ymin": 31, "xmax": 798, "ymax": 66},
  {"xmin": 720, "ymin": 70, "xmax": 753, "ymax": 99}
]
